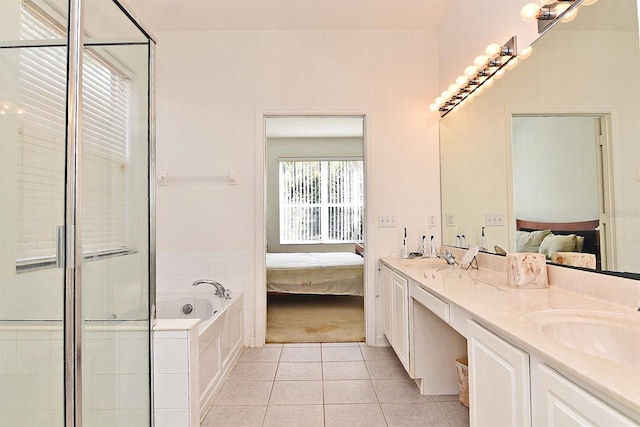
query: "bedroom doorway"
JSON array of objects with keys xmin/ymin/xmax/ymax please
[{"xmin": 263, "ymin": 116, "xmax": 366, "ymax": 343}]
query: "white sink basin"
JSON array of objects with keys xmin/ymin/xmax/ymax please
[{"xmin": 525, "ymin": 310, "xmax": 640, "ymax": 366}]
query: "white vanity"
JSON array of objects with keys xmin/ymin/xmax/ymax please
[{"xmin": 379, "ymin": 253, "xmax": 640, "ymax": 427}]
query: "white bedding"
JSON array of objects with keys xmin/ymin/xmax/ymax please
[
  {"xmin": 266, "ymin": 252, "xmax": 364, "ymax": 296},
  {"xmin": 266, "ymin": 252, "xmax": 364, "ymax": 269}
]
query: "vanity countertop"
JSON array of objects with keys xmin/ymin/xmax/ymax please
[{"xmin": 380, "ymin": 257, "xmax": 640, "ymax": 417}]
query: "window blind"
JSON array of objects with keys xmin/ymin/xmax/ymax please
[
  {"xmin": 279, "ymin": 160, "xmax": 363, "ymax": 244},
  {"xmin": 16, "ymin": 3, "xmax": 129, "ymax": 264}
]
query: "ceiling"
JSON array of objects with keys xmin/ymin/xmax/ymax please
[{"xmin": 125, "ymin": 0, "xmax": 452, "ymax": 32}]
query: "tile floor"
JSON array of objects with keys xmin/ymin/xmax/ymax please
[{"xmin": 201, "ymin": 342, "xmax": 469, "ymax": 427}]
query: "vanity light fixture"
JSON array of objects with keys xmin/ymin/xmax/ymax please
[
  {"xmin": 429, "ymin": 37, "xmax": 517, "ymax": 116},
  {"xmin": 521, "ymin": 0, "xmax": 582, "ymax": 33},
  {"xmin": 519, "ymin": 45, "xmax": 533, "ymax": 59}
]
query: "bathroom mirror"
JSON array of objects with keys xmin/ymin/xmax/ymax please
[{"xmin": 440, "ymin": 0, "xmax": 640, "ymax": 276}]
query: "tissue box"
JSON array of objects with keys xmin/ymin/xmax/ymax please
[{"xmin": 507, "ymin": 253, "xmax": 548, "ymax": 288}]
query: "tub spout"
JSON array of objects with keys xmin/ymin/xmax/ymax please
[{"xmin": 192, "ymin": 279, "xmax": 226, "ymax": 298}]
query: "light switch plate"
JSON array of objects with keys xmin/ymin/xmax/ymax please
[
  {"xmin": 485, "ymin": 213, "xmax": 505, "ymax": 226},
  {"xmin": 446, "ymin": 214, "xmax": 455, "ymax": 227},
  {"xmin": 378, "ymin": 215, "xmax": 397, "ymax": 228}
]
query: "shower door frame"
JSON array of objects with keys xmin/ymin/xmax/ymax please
[{"xmin": 61, "ymin": 0, "xmax": 157, "ymax": 424}]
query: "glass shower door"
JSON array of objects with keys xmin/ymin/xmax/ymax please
[
  {"xmin": 0, "ymin": 1, "xmax": 68, "ymax": 424},
  {"xmin": 1, "ymin": 0, "xmax": 155, "ymax": 425},
  {"xmin": 81, "ymin": 0, "xmax": 153, "ymax": 425}
]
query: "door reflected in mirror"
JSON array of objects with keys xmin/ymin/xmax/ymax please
[{"xmin": 512, "ymin": 114, "xmax": 611, "ymax": 271}]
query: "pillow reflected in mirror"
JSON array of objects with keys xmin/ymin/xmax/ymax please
[
  {"xmin": 516, "ymin": 229, "xmax": 552, "ymax": 253},
  {"xmin": 539, "ymin": 234, "xmax": 578, "ymax": 259}
]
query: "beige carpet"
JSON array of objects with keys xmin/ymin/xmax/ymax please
[{"xmin": 266, "ymin": 294, "xmax": 365, "ymax": 343}]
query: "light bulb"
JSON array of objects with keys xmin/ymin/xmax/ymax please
[
  {"xmin": 518, "ymin": 46, "xmax": 533, "ymax": 59},
  {"xmin": 474, "ymin": 55, "xmax": 489, "ymax": 68},
  {"xmin": 456, "ymin": 75, "xmax": 469, "ymax": 86},
  {"xmin": 494, "ymin": 68, "xmax": 506, "ymax": 80},
  {"xmin": 475, "ymin": 86, "xmax": 485, "ymax": 96},
  {"xmin": 521, "ymin": 3, "xmax": 540, "ymax": 22},
  {"xmin": 448, "ymin": 83, "xmax": 460, "ymax": 93},
  {"xmin": 435, "ymin": 96, "xmax": 444, "ymax": 106},
  {"xmin": 540, "ymin": 0, "xmax": 555, "ymax": 5},
  {"xmin": 441, "ymin": 90, "xmax": 452, "ymax": 100},
  {"xmin": 485, "ymin": 43, "xmax": 503, "ymax": 60},
  {"xmin": 464, "ymin": 65, "xmax": 479, "ymax": 78},
  {"xmin": 556, "ymin": 3, "xmax": 578, "ymax": 23},
  {"xmin": 429, "ymin": 103, "xmax": 439, "ymax": 112},
  {"xmin": 582, "ymin": 0, "xmax": 598, "ymax": 5},
  {"xmin": 505, "ymin": 57, "xmax": 519, "ymax": 70}
]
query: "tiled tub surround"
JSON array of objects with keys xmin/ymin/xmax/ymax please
[
  {"xmin": 154, "ymin": 292, "xmax": 243, "ymax": 426},
  {"xmin": 0, "ymin": 322, "xmax": 149, "ymax": 427},
  {"xmin": 381, "ymin": 253, "xmax": 640, "ymax": 424}
]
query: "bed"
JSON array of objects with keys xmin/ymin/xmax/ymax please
[
  {"xmin": 266, "ymin": 252, "xmax": 364, "ymax": 296},
  {"xmin": 516, "ymin": 219, "xmax": 601, "ymax": 270}
]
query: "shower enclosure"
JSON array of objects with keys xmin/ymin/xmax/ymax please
[{"xmin": 0, "ymin": 0, "xmax": 155, "ymax": 425}]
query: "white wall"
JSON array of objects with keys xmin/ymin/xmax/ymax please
[{"xmin": 154, "ymin": 29, "xmax": 441, "ymax": 345}]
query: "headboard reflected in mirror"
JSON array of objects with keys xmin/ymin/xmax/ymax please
[{"xmin": 439, "ymin": 0, "xmax": 640, "ymax": 277}]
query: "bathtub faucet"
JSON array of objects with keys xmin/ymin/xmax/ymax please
[{"xmin": 192, "ymin": 279, "xmax": 228, "ymax": 298}]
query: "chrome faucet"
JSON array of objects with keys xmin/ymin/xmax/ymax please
[
  {"xmin": 192, "ymin": 279, "xmax": 228, "ymax": 298},
  {"xmin": 437, "ymin": 249, "xmax": 457, "ymax": 265}
]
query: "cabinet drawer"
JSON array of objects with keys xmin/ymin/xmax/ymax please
[{"xmin": 410, "ymin": 282, "xmax": 449, "ymax": 322}]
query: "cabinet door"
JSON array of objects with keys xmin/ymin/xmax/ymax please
[
  {"xmin": 468, "ymin": 320, "xmax": 531, "ymax": 427},
  {"xmin": 392, "ymin": 272, "xmax": 409, "ymax": 370},
  {"xmin": 380, "ymin": 265, "xmax": 393, "ymax": 344},
  {"xmin": 535, "ymin": 364, "xmax": 637, "ymax": 427}
]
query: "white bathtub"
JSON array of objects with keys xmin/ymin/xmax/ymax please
[
  {"xmin": 156, "ymin": 292, "xmax": 227, "ymax": 322},
  {"xmin": 155, "ymin": 291, "xmax": 243, "ymax": 425}
]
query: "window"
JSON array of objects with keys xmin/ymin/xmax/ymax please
[
  {"xmin": 16, "ymin": 2, "xmax": 130, "ymax": 267},
  {"xmin": 279, "ymin": 159, "xmax": 363, "ymax": 244}
]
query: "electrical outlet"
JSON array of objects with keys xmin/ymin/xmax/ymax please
[
  {"xmin": 378, "ymin": 215, "xmax": 397, "ymax": 228},
  {"xmin": 428, "ymin": 214, "xmax": 437, "ymax": 227},
  {"xmin": 446, "ymin": 214, "xmax": 455, "ymax": 227},
  {"xmin": 485, "ymin": 213, "xmax": 505, "ymax": 226}
]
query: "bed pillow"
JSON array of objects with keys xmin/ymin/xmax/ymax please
[
  {"xmin": 539, "ymin": 234, "xmax": 578, "ymax": 258},
  {"xmin": 516, "ymin": 230, "xmax": 552, "ymax": 253},
  {"xmin": 576, "ymin": 235, "xmax": 585, "ymax": 253}
]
